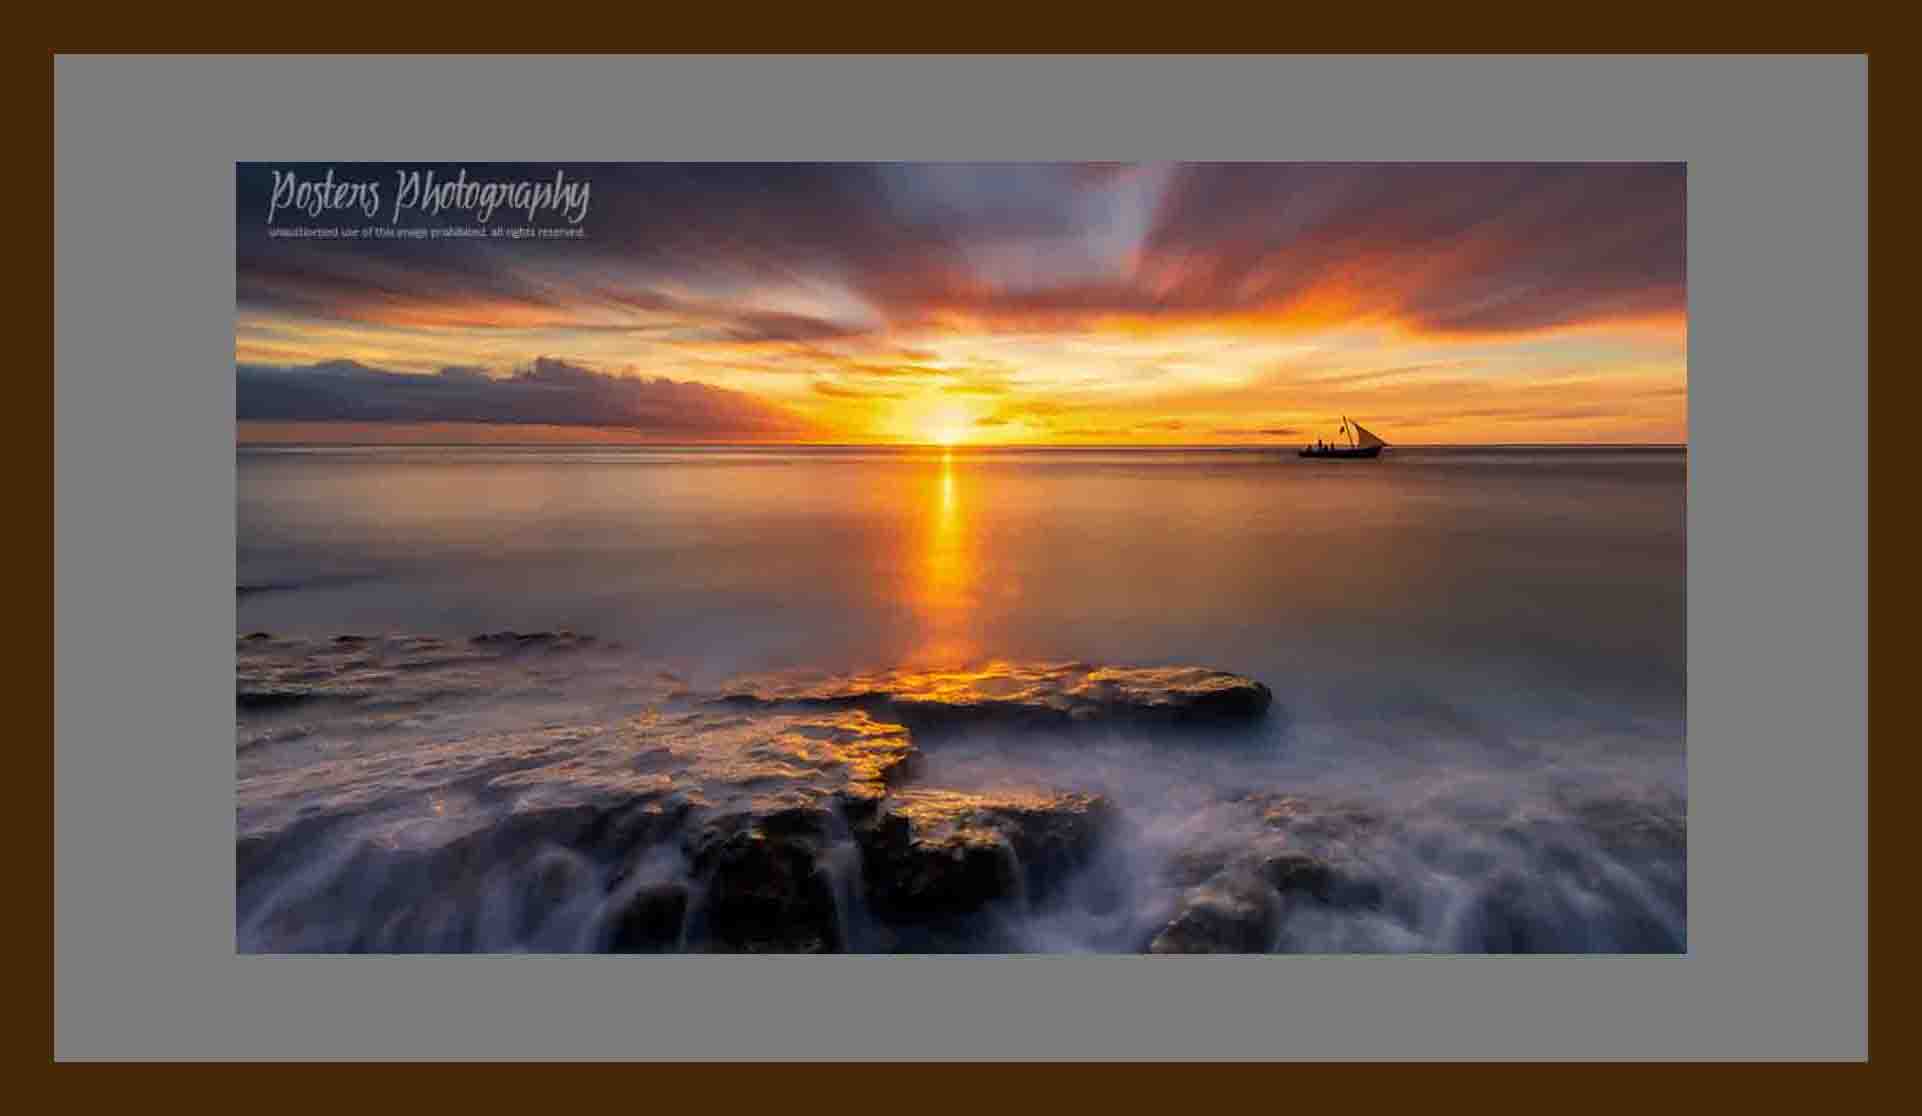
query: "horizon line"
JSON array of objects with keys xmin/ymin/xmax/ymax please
[{"xmin": 237, "ymin": 439, "xmax": 1689, "ymax": 450}]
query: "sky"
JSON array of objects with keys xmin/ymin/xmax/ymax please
[{"xmin": 236, "ymin": 163, "xmax": 1686, "ymax": 446}]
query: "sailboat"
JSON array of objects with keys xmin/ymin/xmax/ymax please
[{"xmin": 1299, "ymin": 417, "xmax": 1388, "ymax": 459}]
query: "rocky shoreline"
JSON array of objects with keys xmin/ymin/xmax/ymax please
[{"xmin": 237, "ymin": 633, "xmax": 1684, "ymax": 954}]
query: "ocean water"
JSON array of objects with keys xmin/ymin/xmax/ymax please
[{"xmin": 237, "ymin": 445, "xmax": 1686, "ymax": 952}]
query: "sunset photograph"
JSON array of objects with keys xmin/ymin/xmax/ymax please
[{"xmin": 234, "ymin": 162, "xmax": 1687, "ymax": 954}]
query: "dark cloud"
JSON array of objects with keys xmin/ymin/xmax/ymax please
[
  {"xmin": 237, "ymin": 162, "xmax": 1684, "ymax": 340},
  {"xmin": 237, "ymin": 358, "xmax": 816, "ymax": 437}
]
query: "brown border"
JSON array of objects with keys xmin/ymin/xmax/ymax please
[
  {"xmin": 40, "ymin": 44, "xmax": 55, "ymax": 1068},
  {"xmin": 36, "ymin": 49, "xmax": 1888, "ymax": 1072}
]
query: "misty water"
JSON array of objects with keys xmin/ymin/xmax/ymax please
[{"xmin": 238, "ymin": 445, "xmax": 1686, "ymax": 953}]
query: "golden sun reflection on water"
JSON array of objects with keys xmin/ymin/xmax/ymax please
[{"xmin": 914, "ymin": 448, "xmax": 978, "ymax": 665}]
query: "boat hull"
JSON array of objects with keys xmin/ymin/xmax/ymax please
[{"xmin": 1298, "ymin": 445, "xmax": 1384, "ymax": 459}]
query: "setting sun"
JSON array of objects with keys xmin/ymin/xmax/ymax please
[{"xmin": 904, "ymin": 400, "xmax": 978, "ymax": 447}]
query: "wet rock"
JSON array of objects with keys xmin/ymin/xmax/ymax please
[
  {"xmin": 1255, "ymin": 850, "xmax": 1336, "ymax": 897},
  {"xmin": 1255, "ymin": 848, "xmax": 1384, "ymax": 909},
  {"xmin": 235, "ymin": 635, "xmax": 1305, "ymax": 953},
  {"xmin": 236, "ymin": 635, "xmax": 664, "ymax": 729},
  {"xmin": 687, "ymin": 813, "xmax": 844, "ymax": 953},
  {"xmin": 860, "ymin": 789, "xmax": 1113, "ymax": 920},
  {"xmin": 484, "ymin": 711, "xmax": 920, "ymax": 828},
  {"xmin": 714, "ymin": 662, "xmax": 1273, "ymax": 731},
  {"xmin": 1151, "ymin": 846, "xmax": 1380, "ymax": 954},
  {"xmin": 1153, "ymin": 793, "xmax": 1390, "ymax": 953},
  {"xmin": 1151, "ymin": 870, "xmax": 1282, "ymax": 953},
  {"xmin": 470, "ymin": 630, "xmax": 597, "ymax": 652},
  {"xmin": 606, "ymin": 881, "xmax": 690, "ymax": 952},
  {"xmin": 237, "ymin": 685, "xmax": 314, "ymax": 711},
  {"xmin": 238, "ymin": 708, "xmax": 916, "ymax": 952},
  {"xmin": 860, "ymin": 812, "xmax": 1014, "ymax": 921},
  {"xmin": 241, "ymin": 710, "xmax": 916, "ymax": 854}
]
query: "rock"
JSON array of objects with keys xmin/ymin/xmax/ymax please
[
  {"xmin": 485, "ymin": 710, "xmax": 920, "ymax": 828},
  {"xmin": 1152, "ymin": 794, "xmax": 1389, "ymax": 953},
  {"xmin": 235, "ymin": 633, "xmax": 1295, "ymax": 953},
  {"xmin": 859, "ymin": 789, "xmax": 1113, "ymax": 920},
  {"xmin": 1151, "ymin": 848, "xmax": 1364, "ymax": 954},
  {"xmin": 860, "ymin": 809, "xmax": 1016, "ymax": 922},
  {"xmin": 712, "ymin": 662, "xmax": 1273, "ymax": 731},
  {"xmin": 237, "ymin": 685, "xmax": 314, "ymax": 711},
  {"xmin": 236, "ymin": 634, "xmax": 662, "ymax": 727},
  {"xmin": 1151, "ymin": 869, "xmax": 1282, "ymax": 953},
  {"xmin": 606, "ymin": 880, "xmax": 689, "ymax": 952},
  {"xmin": 1256, "ymin": 850, "xmax": 1337, "ymax": 897},
  {"xmin": 687, "ymin": 811, "xmax": 844, "ymax": 953},
  {"xmin": 237, "ymin": 707, "xmax": 917, "ymax": 952},
  {"xmin": 470, "ymin": 630, "xmax": 597, "ymax": 651},
  {"xmin": 240, "ymin": 709, "xmax": 917, "ymax": 856}
]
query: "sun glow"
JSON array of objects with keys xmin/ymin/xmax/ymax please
[{"xmin": 902, "ymin": 400, "xmax": 978, "ymax": 447}]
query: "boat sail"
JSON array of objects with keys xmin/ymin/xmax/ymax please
[{"xmin": 1299, "ymin": 417, "xmax": 1388, "ymax": 459}]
